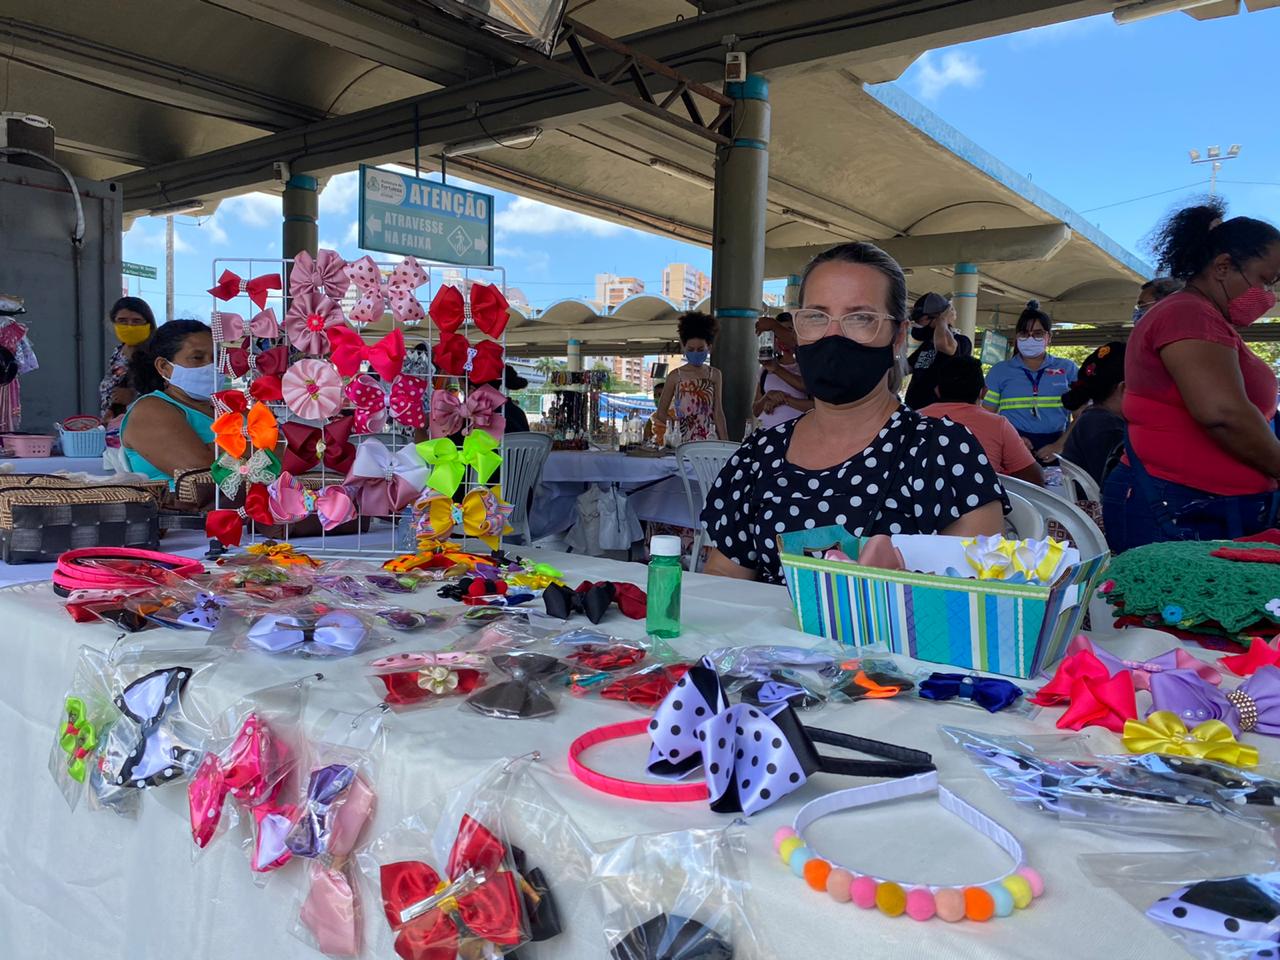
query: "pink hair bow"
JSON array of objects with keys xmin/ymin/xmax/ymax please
[
  {"xmin": 388, "ymin": 373, "xmax": 427, "ymax": 429},
  {"xmin": 212, "ymin": 309, "xmax": 279, "ymax": 343},
  {"xmin": 347, "ymin": 373, "xmax": 427, "ymax": 433},
  {"xmin": 286, "ymin": 291, "xmax": 347, "ymax": 355},
  {"xmin": 1030, "ymin": 645, "xmax": 1138, "ymax": 733},
  {"xmin": 208, "ymin": 269, "xmax": 282, "ymax": 310},
  {"xmin": 290, "ymin": 249, "xmax": 351, "ymax": 300},
  {"xmin": 1063, "ymin": 635, "xmax": 1222, "ymax": 692},
  {"xmin": 329, "ymin": 325, "xmax": 405, "ymax": 380},
  {"xmin": 343, "ymin": 438, "xmax": 430, "ymax": 515},
  {"xmin": 344, "ymin": 255, "xmax": 427, "ymax": 326},
  {"xmin": 1221, "ymin": 638, "xmax": 1280, "ymax": 677},
  {"xmin": 429, "ymin": 388, "xmax": 466, "ymax": 439},
  {"xmin": 188, "ymin": 712, "xmax": 273, "ymax": 849},
  {"xmin": 429, "ymin": 385, "xmax": 507, "ymax": 439},
  {"xmin": 283, "ymin": 359, "xmax": 344, "ymax": 420},
  {"xmin": 267, "ymin": 472, "xmax": 357, "ymax": 530},
  {"xmin": 300, "ymin": 864, "xmax": 360, "ymax": 956}
]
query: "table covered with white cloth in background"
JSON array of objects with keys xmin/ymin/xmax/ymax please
[
  {"xmin": 532, "ymin": 450, "xmax": 696, "ymax": 539},
  {"xmin": 0, "ymin": 543, "xmax": 1244, "ymax": 960}
]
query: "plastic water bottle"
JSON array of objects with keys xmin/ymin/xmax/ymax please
[{"xmin": 646, "ymin": 535, "xmax": 683, "ymax": 639}]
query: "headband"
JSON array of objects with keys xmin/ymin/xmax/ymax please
[
  {"xmin": 779, "ymin": 771, "xmax": 1043, "ymax": 923},
  {"xmin": 53, "ymin": 547, "xmax": 204, "ymax": 596}
]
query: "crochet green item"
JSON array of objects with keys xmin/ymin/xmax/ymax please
[{"xmin": 1104, "ymin": 539, "xmax": 1280, "ymax": 633}]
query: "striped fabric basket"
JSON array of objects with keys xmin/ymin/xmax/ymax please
[{"xmin": 779, "ymin": 528, "xmax": 1110, "ymax": 679}]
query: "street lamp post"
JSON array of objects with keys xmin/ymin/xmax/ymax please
[{"xmin": 1189, "ymin": 144, "xmax": 1241, "ymax": 197}]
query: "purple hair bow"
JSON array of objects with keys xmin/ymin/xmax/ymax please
[
  {"xmin": 1065, "ymin": 635, "xmax": 1222, "ymax": 692},
  {"xmin": 247, "ymin": 611, "xmax": 367, "ymax": 656},
  {"xmin": 647, "ymin": 657, "xmax": 934, "ymax": 815},
  {"xmin": 1149, "ymin": 665, "xmax": 1280, "ymax": 737},
  {"xmin": 286, "ymin": 763, "xmax": 374, "ymax": 859}
]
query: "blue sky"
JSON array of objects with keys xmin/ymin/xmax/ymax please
[{"xmin": 124, "ymin": 9, "xmax": 1278, "ymax": 319}]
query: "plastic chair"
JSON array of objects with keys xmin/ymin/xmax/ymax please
[
  {"xmin": 676, "ymin": 440, "xmax": 739, "ymax": 572},
  {"xmin": 1004, "ymin": 489, "xmax": 1046, "ymax": 540},
  {"xmin": 1001, "ymin": 474, "xmax": 1107, "ymax": 557},
  {"xmin": 500, "ymin": 432, "xmax": 552, "ymax": 546},
  {"xmin": 1056, "ymin": 456, "xmax": 1101, "ymax": 504}
]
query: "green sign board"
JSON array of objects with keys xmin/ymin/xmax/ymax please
[
  {"xmin": 980, "ymin": 329, "xmax": 1009, "ymax": 366},
  {"xmin": 358, "ymin": 165, "xmax": 494, "ymax": 266},
  {"xmin": 122, "ymin": 261, "xmax": 157, "ymax": 280}
]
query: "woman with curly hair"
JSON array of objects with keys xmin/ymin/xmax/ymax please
[
  {"xmin": 653, "ymin": 311, "xmax": 728, "ymax": 441},
  {"xmin": 1103, "ymin": 199, "xmax": 1280, "ymax": 551}
]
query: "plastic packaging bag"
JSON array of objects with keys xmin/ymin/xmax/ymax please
[
  {"xmin": 369, "ymin": 652, "xmax": 491, "ymax": 710},
  {"xmin": 911, "ymin": 669, "xmax": 1038, "ymax": 717},
  {"xmin": 826, "ymin": 655, "xmax": 916, "ymax": 703},
  {"xmin": 211, "ymin": 602, "xmax": 387, "ymax": 659},
  {"xmin": 465, "ymin": 652, "xmax": 570, "ymax": 720},
  {"xmin": 1082, "ymin": 844, "xmax": 1280, "ymax": 959},
  {"xmin": 592, "ymin": 823, "xmax": 769, "ymax": 960},
  {"xmin": 49, "ymin": 644, "xmax": 114, "ymax": 811}
]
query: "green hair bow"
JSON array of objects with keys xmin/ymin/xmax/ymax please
[
  {"xmin": 60, "ymin": 696, "xmax": 98, "ymax": 784},
  {"xmin": 415, "ymin": 429, "xmax": 502, "ymax": 497},
  {"xmin": 210, "ymin": 448, "xmax": 282, "ymax": 499}
]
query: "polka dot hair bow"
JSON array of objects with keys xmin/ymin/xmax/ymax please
[{"xmin": 344, "ymin": 255, "xmax": 427, "ymax": 326}]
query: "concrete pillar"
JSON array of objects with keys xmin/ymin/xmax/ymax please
[
  {"xmin": 566, "ymin": 338, "xmax": 582, "ymax": 373},
  {"xmin": 282, "ymin": 174, "xmax": 318, "ymax": 262},
  {"xmin": 710, "ymin": 74, "xmax": 770, "ymax": 442},
  {"xmin": 784, "ymin": 274, "xmax": 802, "ymax": 310},
  {"xmin": 953, "ymin": 262, "xmax": 979, "ymax": 340}
]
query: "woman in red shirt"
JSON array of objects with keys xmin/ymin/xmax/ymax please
[{"xmin": 1103, "ymin": 200, "xmax": 1280, "ymax": 551}]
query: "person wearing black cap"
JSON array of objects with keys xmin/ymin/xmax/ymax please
[
  {"xmin": 497, "ymin": 364, "xmax": 531, "ymax": 434},
  {"xmin": 1060, "ymin": 342, "xmax": 1126, "ymax": 486},
  {"xmin": 904, "ymin": 291, "xmax": 972, "ymax": 411}
]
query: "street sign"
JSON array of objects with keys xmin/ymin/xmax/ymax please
[
  {"xmin": 358, "ymin": 165, "xmax": 494, "ymax": 266},
  {"xmin": 980, "ymin": 329, "xmax": 1009, "ymax": 366},
  {"xmin": 122, "ymin": 261, "xmax": 157, "ymax": 279}
]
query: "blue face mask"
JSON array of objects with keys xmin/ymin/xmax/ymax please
[
  {"xmin": 164, "ymin": 361, "xmax": 219, "ymax": 400},
  {"xmin": 685, "ymin": 350, "xmax": 708, "ymax": 367}
]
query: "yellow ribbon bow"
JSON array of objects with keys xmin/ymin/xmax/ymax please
[
  {"xmin": 1122, "ymin": 710, "xmax": 1259, "ymax": 767},
  {"xmin": 245, "ymin": 541, "xmax": 319, "ymax": 568},
  {"xmin": 413, "ymin": 487, "xmax": 513, "ymax": 550}
]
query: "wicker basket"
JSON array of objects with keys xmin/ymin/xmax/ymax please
[{"xmin": 0, "ymin": 475, "xmax": 159, "ymax": 562}]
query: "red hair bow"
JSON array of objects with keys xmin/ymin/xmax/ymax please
[
  {"xmin": 428, "ymin": 283, "xmax": 510, "ymax": 339},
  {"xmin": 329, "ymin": 325, "xmax": 406, "ymax": 381},
  {"xmin": 432, "ymin": 333, "xmax": 504, "ymax": 382},
  {"xmin": 379, "ymin": 815, "xmax": 522, "ymax": 960},
  {"xmin": 226, "ymin": 345, "xmax": 289, "ymax": 379},
  {"xmin": 250, "ymin": 376, "xmax": 283, "ymax": 403},
  {"xmin": 281, "ymin": 417, "xmax": 355, "ymax": 475},
  {"xmin": 208, "ymin": 269, "xmax": 282, "ymax": 311},
  {"xmin": 205, "ymin": 484, "xmax": 275, "ymax": 547}
]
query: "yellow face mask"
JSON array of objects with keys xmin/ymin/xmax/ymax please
[{"xmin": 114, "ymin": 323, "xmax": 151, "ymax": 346}]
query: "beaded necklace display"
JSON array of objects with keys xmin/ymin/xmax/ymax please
[{"xmin": 776, "ymin": 771, "xmax": 1044, "ymax": 923}]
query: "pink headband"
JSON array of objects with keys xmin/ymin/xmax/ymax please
[{"xmin": 567, "ymin": 719, "xmax": 710, "ymax": 803}]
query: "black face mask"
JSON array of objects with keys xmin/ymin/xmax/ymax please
[
  {"xmin": 910, "ymin": 324, "xmax": 933, "ymax": 343},
  {"xmin": 794, "ymin": 336, "xmax": 897, "ymax": 405}
]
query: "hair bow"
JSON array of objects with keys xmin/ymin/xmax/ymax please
[
  {"xmin": 212, "ymin": 401, "xmax": 278, "ymax": 459},
  {"xmin": 389, "ymin": 373, "xmax": 428, "ymax": 429},
  {"xmin": 427, "ymin": 283, "xmax": 510, "ymax": 339},
  {"xmin": 285, "ymin": 292, "xmax": 347, "ymax": 355},
  {"xmin": 612, "ymin": 914, "xmax": 732, "ymax": 960},
  {"xmin": 286, "ymin": 763, "xmax": 375, "ymax": 859},
  {"xmin": 834, "ymin": 669, "xmax": 914, "ymax": 701},
  {"xmin": 344, "ymin": 438, "xmax": 429, "ymax": 515},
  {"xmin": 283, "ymin": 359, "xmax": 344, "ymax": 420},
  {"xmin": 226, "ymin": 344, "xmax": 288, "ymax": 379},
  {"xmin": 282, "ymin": 417, "xmax": 355, "ymax": 475},
  {"xmin": 250, "ymin": 375, "xmax": 283, "ymax": 403},
  {"xmin": 346, "ymin": 374, "xmax": 390, "ymax": 434},
  {"xmin": 329, "ymin": 325, "xmax": 405, "ymax": 381},
  {"xmin": 370, "ymin": 652, "xmax": 489, "ymax": 707},
  {"xmin": 188, "ymin": 712, "xmax": 274, "ymax": 848},
  {"xmin": 543, "ymin": 580, "xmax": 647, "ymax": 623},
  {"xmin": 248, "ymin": 611, "xmax": 367, "ymax": 656},
  {"xmin": 568, "ymin": 644, "xmax": 646, "ymax": 673},
  {"xmin": 345, "ymin": 255, "xmax": 427, "ymax": 326},
  {"xmin": 1221, "ymin": 637, "xmax": 1280, "ymax": 677},
  {"xmin": 208, "ymin": 269, "xmax": 282, "ymax": 310},
  {"xmin": 59, "ymin": 697, "xmax": 98, "ymax": 783},
  {"xmin": 918, "ymin": 673, "xmax": 1024, "ymax": 713},
  {"xmin": 432, "ymin": 332, "xmax": 504, "ymax": 382},
  {"xmin": 647, "ymin": 658, "xmax": 934, "ymax": 815},
  {"xmin": 205, "ymin": 485, "xmax": 275, "ymax": 546},
  {"xmin": 290, "ymin": 249, "xmax": 351, "ymax": 299},
  {"xmin": 105, "ymin": 666, "xmax": 199, "ymax": 789},
  {"xmin": 600, "ymin": 664, "xmax": 690, "ymax": 707},
  {"xmin": 379, "ymin": 815, "xmax": 523, "ymax": 960},
  {"xmin": 157, "ymin": 592, "xmax": 224, "ymax": 631},
  {"xmin": 211, "ymin": 447, "xmax": 282, "ymax": 499},
  {"xmin": 1029, "ymin": 645, "xmax": 1139, "ymax": 732},
  {"xmin": 1150, "ymin": 666, "xmax": 1280, "ymax": 737},
  {"xmin": 266, "ymin": 474, "xmax": 356, "ymax": 530},
  {"xmin": 416, "ymin": 430, "xmax": 501, "ymax": 497},
  {"xmin": 1122, "ymin": 710, "xmax": 1259, "ymax": 767},
  {"xmin": 413, "ymin": 488, "xmax": 513, "ymax": 550},
  {"xmin": 466, "ymin": 652, "xmax": 568, "ymax": 719},
  {"xmin": 1043, "ymin": 635, "xmax": 1222, "ymax": 694},
  {"xmin": 301, "ymin": 864, "xmax": 360, "ymax": 957},
  {"xmin": 213, "ymin": 309, "xmax": 279, "ymax": 343},
  {"xmin": 430, "ymin": 385, "xmax": 506, "ymax": 439}
]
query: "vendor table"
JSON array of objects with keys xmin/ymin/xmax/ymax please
[
  {"xmin": 1, "ymin": 548, "xmax": 1238, "ymax": 960},
  {"xmin": 534, "ymin": 450, "xmax": 694, "ymax": 538},
  {"xmin": 1, "ymin": 454, "xmax": 107, "ymax": 474}
]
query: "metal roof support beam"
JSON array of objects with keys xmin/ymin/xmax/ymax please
[
  {"xmin": 119, "ymin": 0, "xmax": 1104, "ymax": 212},
  {"xmin": 764, "ymin": 224, "xmax": 1074, "ymax": 276}
]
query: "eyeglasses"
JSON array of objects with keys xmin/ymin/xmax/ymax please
[{"xmin": 793, "ymin": 309, "xmax": 897, "ymax": 344}]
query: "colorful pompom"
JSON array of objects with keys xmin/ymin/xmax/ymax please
[
  {"xmin": 986, "ymin": 883, "xmax": 1014, "ymax": 918},
  {"xmin": 875, "ymin": 881, "xmax": 907, "ymax": 917},
  {"xmin": 905, "ymin": 888, "xmax": 936, "ymax": 922},
  {"xmin": 1017, "ymin": 866, "xmax": 1045, "ymax": 898},
  {"xmin": 773, "ymin": 827, "xmax": 797, "ymax": 852},
  {"xmin": 826, "ymin": 869, "xmax": 853, "ymax": 903},
  {"xmin": 778, "ymin": 836, "xmax": 804, "ymax": 864},
  {"xmin": 934, "ymin": 888, "xmax": 966, "ymax": 922},
  {"xmin": 1001, "ymin": 874, "xmax": 1033, "ymax": 909},
  {"xmin": 850, "ymin": 876, "xmax": 878, "ymax": 909},
  {"xmin": 790, "ymin": 847, "xmax": 814, "ymax": 877},
  {"xmin": 963, "ymin": 887, "xmax": 995, "ymax": 922},
  {"xmin": 804, "ymin": 858, "xmax": 832, "ymax": 892}
]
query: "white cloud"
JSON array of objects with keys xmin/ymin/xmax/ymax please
[
  {"xmin": 494, "ymin": 196, "xmax": 622, "ymax": 238},
  {"xmin": 1008, "ymin": 16, "xmax": 1103, "ymax": 51},
  {"xmin": 320, "ymin": 239, "xmax": 340, "ymax": 251},
  {"xmin": 912, "ymin": 51, "xmax": 984, "ymax": 101},
  {"xmin": 220, "ymin": 191, "xmax": 281, "ymax": 228},
  {"xmin": 320, "ymin": 172, "xmax": 359, "ymax": 218},
  {"xmin": 196, "ymin": 215, "xmax": 228, "ymax": 245},
  {"xmin": 343, "ymin": 220, "xmax": 359, "ymax": 245},
  {"xmin": 123, "ymin": 218, "xmax": 193, "ymax": 253}
]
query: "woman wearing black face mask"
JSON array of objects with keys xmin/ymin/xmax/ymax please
[
  {"xmin": 700, "ymin": 242, "xmax": 1007, "ymax": 584},
  {"xmin": 903, "ymin": 291, "xmax": 972, "ymax": 411},
  {"xmin": 1103, "ymin": 200, "xmax": 1280, "ymax": 552}
]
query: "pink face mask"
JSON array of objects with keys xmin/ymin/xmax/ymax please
[{"xmin": 1227, "ymin": 284, "xmax": 1277, "ymax": 327}]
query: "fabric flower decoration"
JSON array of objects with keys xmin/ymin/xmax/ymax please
[
  {"xmin": 963, "ymin": 535, "xmax": 1015, "ymax": 580},
  {"xmin": 289, "ymin": 249, "xmax": 350, "ymax": 300},
  {"xmin": 213, "ymin": 309, "xmax": 279, "ymax": 343},
  {"xmin": 345, "ymin": 255, "xmax": 427, "ymax": 326},
  {"xmin": 286, "ymin": 292, "xmax": 346, "ymax": 355},
  {"xmin": 416, "ymin": 430, "xmax": 501, "ymax": 497},
  {"xmin": 344, "ymin": 438, "xmax": 430, "ymax": 515},
  {"xmin": 211, "ymin": 448, "xmax": 283, "ymax": 499},
  {"xmin": 328, "ymin": 326, "xmax": 405, "ymax": 380},
  {"xmin": 1267, "ymin": 598, "xmax": 1280, "ymax": 619},
  {"xmin": 432, "ymin": 332, "xmax": 504, "ymax": 382},
  {"xmin": 283, "ymin": 359, "xmax": 344, "ymax": 420}
]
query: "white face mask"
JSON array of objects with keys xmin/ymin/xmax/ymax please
[
  {"xmin": 163, "ymin": 361, "xmax": 219, "ymax": 400},
  {"xmin": 1016, "ymin": 336, "xmax": 1046, "ymax": 359}
]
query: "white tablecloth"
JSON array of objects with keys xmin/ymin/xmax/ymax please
[
  {"xmin": 1, "ymin": 548, "xmax": 1246, "ymax": 960},
  {"xmin": 534, "ymin": 451, "xmax": 693, "ymax": 537}
]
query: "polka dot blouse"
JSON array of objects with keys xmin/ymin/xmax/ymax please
[{"xmin": 700, "ymin": 406, "xmax": 1008, "ymax": 584}]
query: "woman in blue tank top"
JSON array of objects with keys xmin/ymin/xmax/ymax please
[{"xmin": 120, "ymin": 319, "xmax": 219, "ymax": 484}]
